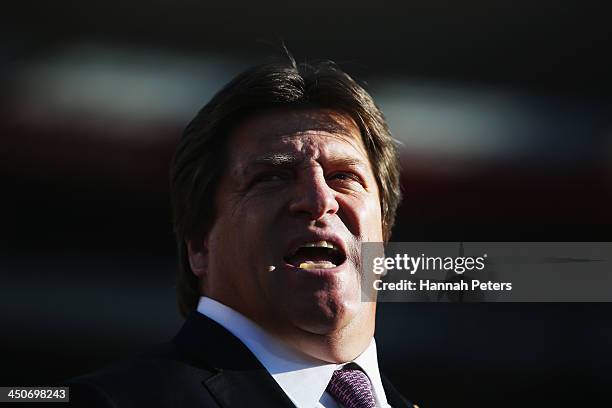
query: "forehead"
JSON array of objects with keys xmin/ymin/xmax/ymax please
[{"xmin": 227, "ymin": 108, "xmax": 369, "ymax": 162}]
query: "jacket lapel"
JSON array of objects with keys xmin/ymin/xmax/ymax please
[
  {"xmin": 381, "ymin": 372, "xmax": 413, "ymax": 407},
  {"xmin": 173, "ymin": 312, "xmax": 296, "ymax": 408},
  {"xmin": 174, "ymin": 312, "xmax": 413, "ymax": 408},
  {"xmin": 203, "ymin": 366, "xmax": 296, "ymax": 408}
]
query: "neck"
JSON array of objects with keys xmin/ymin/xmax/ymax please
[
  {"xmin": 264, "ymin": 303, "xmax": 376, "ymax": 363},
  {"xmin": 290, "ymin": 325, "xmax": 375, "ymax": 363},
  {"xmin": 206, "ymin": 292, "xmax": 376, "ymax": 363}
]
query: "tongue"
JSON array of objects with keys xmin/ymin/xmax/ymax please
[
  {"xmin": 298, "ymin": 261, "xmax": 335, "ymax": 270},
  {"xmin": 286, "ymin": 248, "xmax": 336, "ymax": 267},
  {"xmin": 290, "ymin": 254, "xmax": 334, "ymax": 266}
]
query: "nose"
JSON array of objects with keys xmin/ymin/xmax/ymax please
[{"xmin": 289, "ymin": 170, "xmax": 339, "ymax": 220}]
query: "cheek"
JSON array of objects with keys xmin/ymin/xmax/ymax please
[
  {"xmin": 340, "ymin": 195, "xmax": 384, "ymax": 241},
  {"xmin": 222, "ymin": 196, "xmax": 282, "ymax": 261},
  {"xmin": 206, "ymin": 212, "xmax": 264, "ymax": 288},
  {"xmin": 239, "ymin": 197, "xmax": 280, "ymax": 237}
]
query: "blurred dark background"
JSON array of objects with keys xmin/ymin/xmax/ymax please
[{"xmin": 2, "ymin": 1, "xmax": 612, "ymax": 407}]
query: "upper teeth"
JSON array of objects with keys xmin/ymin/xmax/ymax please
[{"xmin": 299, "ymin": 240, "xmax": 338, "ymax": 251}]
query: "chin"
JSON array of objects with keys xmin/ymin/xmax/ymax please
[
  {"xmin": 270, "ymin": 261, "xmax": 372, "ymax": 339},
  {"xmin": 286, "ymin": 299, "xmax": 376, "ymax": 364},
  {"xmin": 288, "ymin": 291, "xmax": 362, "ymax": 335}
]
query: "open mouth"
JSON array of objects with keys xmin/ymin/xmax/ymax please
[{"xmin": 284, "ymin": 240, "xmax": 347, "ymax": 270}]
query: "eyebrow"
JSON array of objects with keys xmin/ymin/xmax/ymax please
[{"xmin": 237, "ymin": 153, "xmax": 302, "ymax": 179}]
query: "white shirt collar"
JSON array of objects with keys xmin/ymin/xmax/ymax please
[{"xmin": 197, "ymin": 296, "xmax": 390, "ymax": 408}]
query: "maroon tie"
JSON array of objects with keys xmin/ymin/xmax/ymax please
[{"xmin": 326, "ymin": 363, "xmax": 376, "ymax": 408}]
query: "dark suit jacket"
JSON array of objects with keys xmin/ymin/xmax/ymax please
[{"xmin": 68, "ymin": 312, "xmax": 412, "ymax": 407}]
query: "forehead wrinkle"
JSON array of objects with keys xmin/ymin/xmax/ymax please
[
  {"xmin": 280, "ymin": 129, "xmax": 368, "ymax": 159},
  {"xmin": 232, "ymin": 128, "xmax": 370, "ymax": 179},
  {"xmin": 255, "ymin": 109, "xmax": 356, "ymax": 138},
  {"xmin": 248, "ymin": 132, "xmax": 368, "ymax": 174},
  {"xmin": 229, "ymin": 109, "xmax": 367, "ymax": 182}
]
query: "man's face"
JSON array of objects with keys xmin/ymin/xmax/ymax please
[{"xmin": 194, "ymin": 108, "xmax": 383, "ymax": 344}]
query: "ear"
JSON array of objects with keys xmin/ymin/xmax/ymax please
[{"xmin": 186, "ymin": 238, "xmax": 208, "ymax": 278}]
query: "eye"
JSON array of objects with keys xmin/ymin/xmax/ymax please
[
  {"xmin": 259, "ymin": 174, "xmax": 283, "ymax": 182},
  {"xmin": 329, "ymin": 172, "xmax": 359, "ymax": 182},
  {"xmin": 327, "ymin": 172, "xmax": 365, "ymax": 190},
  {"xmin": 252, "ymin": 172, "xmax": 288, "ymax": 185}
]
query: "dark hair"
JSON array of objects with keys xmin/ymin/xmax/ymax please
[{"xmin": 170, "ymin": 59, "xmax": 402, "ymax": 317}]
